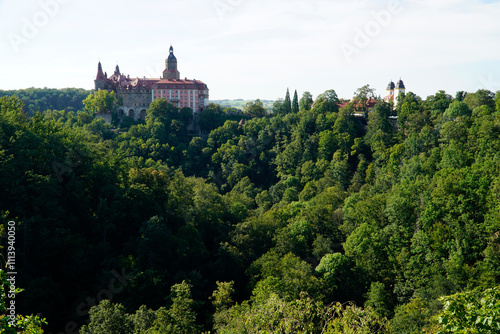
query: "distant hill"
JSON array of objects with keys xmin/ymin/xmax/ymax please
[
  {"xmin": 0, "ymin": 87, "xmax": 91, "ymax": 115},
  {"xmin": 211, "ymin": 99, "xmax": 275, "ymax": 110}
]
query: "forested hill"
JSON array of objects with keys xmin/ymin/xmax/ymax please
[
  {"xmin": 0, "ymin": 87, "xmax": 91, "ymax": 115},
  {"xmin": 1, "ymin": 88, "xmax": 500, "ymax": 333}
]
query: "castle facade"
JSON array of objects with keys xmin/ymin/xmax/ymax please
[{"xmin": 94, "ymin": 46, "xmax": 209, "ymax": 121}]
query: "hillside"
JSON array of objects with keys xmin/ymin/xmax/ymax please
[
  {"xmin": 0, "ymin": 88, "xmax": 91, "ymax": 115},
  {"xmin": 1, "ymin": 88, "xmax": 500, "ymax": 333}
]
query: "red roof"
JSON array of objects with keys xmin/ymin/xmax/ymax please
[
  {"xmin": 154, "ymin": 79, "xmax": 207, "ymax": 90},
  {"xmin": 96, "ymin": 69, "xmax": 106, "ymax": 81},
  {"xmin": 338, "ymin": 97, "xmax": 377, "ymax": 110},
  {"xmin": 98, "ymin": 69, "xmax": 208, "ymax": 92}
]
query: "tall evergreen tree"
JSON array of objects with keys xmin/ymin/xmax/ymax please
[
  {"xmin": 292, "ymin": 90, "xmax": 299, "ymax": 114},
  {"xmin": 284, "ymin": 88, "xmax": 292, "ymax": 114}
]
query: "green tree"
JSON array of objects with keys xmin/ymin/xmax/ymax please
[
  {"xmin": 299, "ymin": 91, "xmax": 313, "ymax": 112},
  {"xmin": 211, "ymin": 281, "xmax": 235, "ymax": 312},
  {"xmin": 366, "ymin": 100, "xmax": 394, "ymax": 149},
  {"xmin": 323, "ymin": 302, "xmax": 388, "ymax": 334},
  {"xmin": 145, "ymin": 98, "xmax": 178, "ymax": 127},
  {"xmin": 398, "ymin": 92, "xmax": 427, "ymax": 136},
  {"xmin": 426, "ymin": 90, "xmax": 453, "ymax": 119},
  {"xmin": 463, "ymin": 89, "xmax": 495, "ymax": 111},
  {"xmin": 365, "ymin": 281, "xmax": 393, "ymax": 319},
  {"xmin": 388, "ymin": 298, "xmax": 434, "ymax": 334},
  {"xmin": 284, "ymin": 88, "xmax": 292, "ymax": 114},
  {"xmin": 249, "ymin": 251, "xmax": 324, "ymax": 301},
  {"xmin": 292, "ymin": 90, "xmax": 299, "ymax": 114},
  {"xmin": 131, "ymin": 305, "xmax": 157, "ymax": 334},
  {"xmin": 244, "ymin": 99, "xmax": 267, "ymax": 117},
  {"xmin": 80, "ymin": 300, "xmax": 133, "ymax": 334},
  {"xmin": 199, "ymin": 103, "xmax": 225, "ymax": 132},
  {"xmin": 272, "ymin": 98, "xmax": 286, "ymax": 116},
  {"xmin": 353, "ymin": 84, "xmax": 376, "ymax": 112},
  {"xmin": 214, "ymin": 292, "xmax": 327, "ymax": 334},
  {"xmin": 313, "ymin": 89, "xmax": 340, "ymax": 113},
  {"xmin": 315, "ymin": 253, "xmax": 356, "ymax": 301},
  {"xmin": 0, "ymin": 270, "xmax": 47, "ymax": 334},
  {"xmin": 496, "ymin": 91, "xmax": 500, "ymax": 112},
  {"xmin": 83, "ymin": 90, "xmax": 117, "ymax": 115},
  {"xmin": 455, "ymin": 91, "xmax": 465, "ymax": 102},
  {"xmin": 163, "ymin": 281, "xmax": 199, "ymax": 334},
  {"xmin": 435, "ymin": 286, "xmax": 500, "ymax": 333},
  {"xmin": 442, "ymin": 101, "xmax": 471, "ymax": 120}
]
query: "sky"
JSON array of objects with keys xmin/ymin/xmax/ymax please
[{"xmin": 0, "ymin": 0, "xmax": 499, "ymax": 101}]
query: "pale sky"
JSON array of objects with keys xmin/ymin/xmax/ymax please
[{"xmin": 0, "ymin": 0, "xmax": 499, "ymax": 101}]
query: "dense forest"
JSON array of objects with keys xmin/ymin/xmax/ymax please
[
  {"xmin": 2, "ymin": 86, "xmax": 500, "ymax": 333},
  {"xmin": 0, "ymin": 88, "xmax": 91, "ymax": 116}
]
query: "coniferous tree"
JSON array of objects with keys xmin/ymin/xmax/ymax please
[
  {"xmin": 284, "ymin": 88, "xmax": 292, "ymax": 114},
  {"xmin": 292, "ymin": 90, "xmax": 299, "ymax": 114}
]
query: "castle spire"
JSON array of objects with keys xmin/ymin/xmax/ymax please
[
  {"xmin": 96, "ymin": 61, "xmax": 106, "ymax": 81},
  {"xmin": 163, "ymin": 45, "xmax": 180, "ymax": 80}
]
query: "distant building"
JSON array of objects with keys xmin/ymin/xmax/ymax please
[
  {"xmin": 338, "ymin": 97, "xmax": 377, "ymax": 111},
  {"xmin": 384, "ymin": 79, "xmax": 405, "ymax": 108},
  {"xmin": 94, "ymin": 46, "xmax": 209, "ymax": 122}
]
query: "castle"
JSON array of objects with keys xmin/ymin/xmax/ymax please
[{"xmin": 94, "ymin": 46, "xmax": 209, "ymax": 122}]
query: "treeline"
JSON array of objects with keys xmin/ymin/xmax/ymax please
[
  {"xmin": 1, "ymin": 87, "xmax": 500, "ymax": 333},
  {"xmin": 0, "ymin": 87, "xmax": 91, "ymax": 115}
]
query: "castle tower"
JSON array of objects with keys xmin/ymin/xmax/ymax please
[
  {"xmin": 394, "ymin": 79, "xmax": 405, "ymax": 97},
  {"xmin": 386, "ymin": 80, "xmax": 395, "ymax": 99},
  {"xmin": 95, "ymin": 61, "xmax": 107, "ymax": 90},
  {"xmin": 394, "ymin": 79, "xmax": 406, "ymax": 107},
  {"xmin": 163, "ymin": 45, "xmax": 180, "ymax": 80}
]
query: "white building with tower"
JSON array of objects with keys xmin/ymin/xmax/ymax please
[{"xmin": 384, "ymin": 79, "xmax": 405, "ymax": 108}]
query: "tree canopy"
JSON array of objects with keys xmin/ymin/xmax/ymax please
[{"xmin": 2, "ymin": 86, "xmax": 500, "ymax": 333}]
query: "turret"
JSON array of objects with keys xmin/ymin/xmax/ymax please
[
  {"xmin": 163, "ymin": 45, "xmax": 180, "ymax": 80},
  {"xmin": 95, "ymin": 61, "xmax": 107, "ymax": 90},
  {"xmin": 385, "ymin": 80, "xmax": 395, "ymax": 98},
  {"xmin": 394, "ymin": 79, "xmax": 406, "ymax": 107},
  {"xmin": 395, "ymin": 79, "xmax": 405, "ymax": 91}
]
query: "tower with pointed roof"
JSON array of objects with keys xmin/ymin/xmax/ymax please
[
  {"xmin": 163, "ymin": 46, "xmax": 180, "ymax": 80},
  {"xmin": 95, "ymin": 61, "xmax": 107, "ymax": 90}
]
